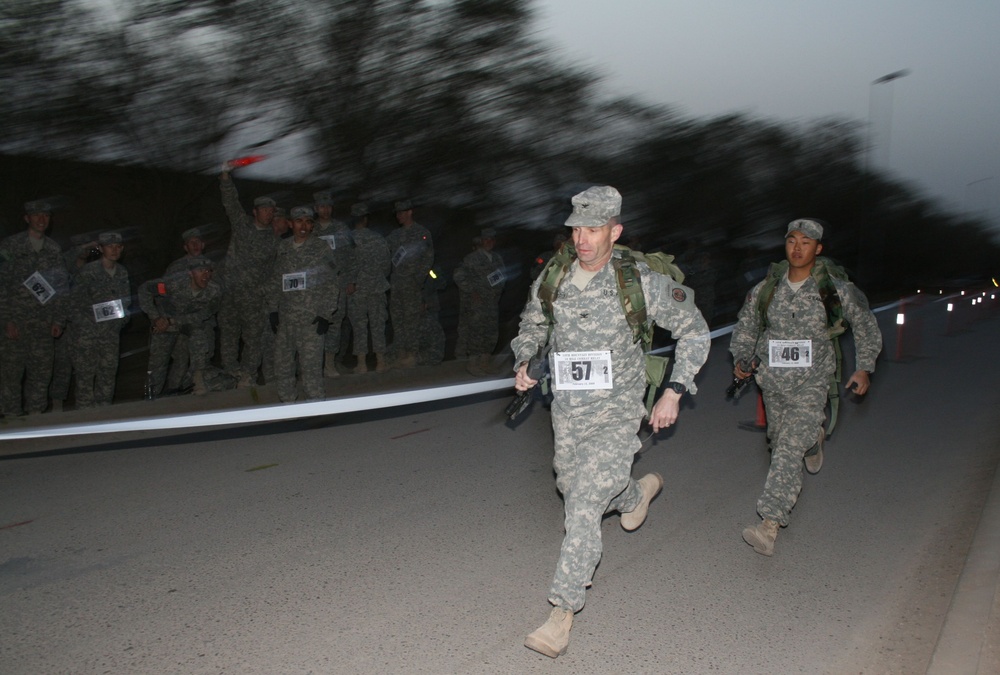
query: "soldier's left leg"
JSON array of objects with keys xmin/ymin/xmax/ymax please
[
  {"xmin": 756, "ymin": 383, "xmax": 828, "ymax": 526},
  {"xmin": 301, "ymin": 325, "xmax": 326, "ymax": 401},
  {"xmin": 548, "ymin": 413, "xmax": 641, "ymax": 612},
  {"xmin": 24, "ymin": 324, "xmax": 55, "ymax": 414},
  {"xmin": 93, "ymin": 333, "xmax": 121, "ymax": 406}
]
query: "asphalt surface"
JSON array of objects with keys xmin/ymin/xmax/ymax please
[{"xmin": 1, "ymin": 295, "xmax": 998, "ymax": 674}]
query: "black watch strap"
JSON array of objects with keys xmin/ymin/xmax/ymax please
[{"xmin": 666, "ymin": 382, "xmax": 686, "ymax": 395}]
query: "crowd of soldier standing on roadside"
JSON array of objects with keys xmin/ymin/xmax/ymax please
[{"xmin": 0, "ymin": 166, "xmax": 511, "ymax": 416}]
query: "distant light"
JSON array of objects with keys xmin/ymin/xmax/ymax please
[
  {"xmin": 947, "ymin": 303, "xmax": 954, "ymax": 312},
  {"xmin": 992, "ymin": 294, "xmax": 996, "ymax": 300},
  {"xmin": 939, "ymin": 290, "xmax": 943, "ymax": 295},
  {"xmin": 429, "ymin": 270, "xmax": 438, "ymax": 279},
  {"xmin": 961, "ymin": 291, "xmax": 966, "ymax": 296},
  {"xmin": 972, "ymin": 299, "xmax": 976, "ymax": 306},
  {"xmin": 896, "ymin": 313, "xmax": 905, "ymax": 325},
  {"xmin": 916, "ymin": 289, "xmax": 921, "ymax": 294},
  {"xmin": 992, "ymin": 277, "xmax": 998, "ymax": 287}
]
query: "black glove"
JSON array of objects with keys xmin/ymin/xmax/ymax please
[
  {"xmin": 269, "ymin": 312, "xmax": 279, "ymax": 334},
  {"xmin": 313, "ymin": 316, "xmax": 331, "ymax": 335}
]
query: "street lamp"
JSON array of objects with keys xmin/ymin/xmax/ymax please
[{"xmin": 859, "ymin": 69, "xmax": 911, "ymax": 288}]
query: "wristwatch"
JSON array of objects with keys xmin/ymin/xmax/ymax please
[{"xmin": 665, "ymin": 382, "xmax": 686, "ymax": 395}]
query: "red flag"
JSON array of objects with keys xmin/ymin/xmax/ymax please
[{"xmin": 228, "ymin": 155, "xmax": 267, "ymax": 168}]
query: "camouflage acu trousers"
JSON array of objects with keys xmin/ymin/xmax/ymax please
[
  {"xmin": 1, "ymin": 318, "xmax": 55, "ymax": 415},
  {"xmin": 549, "ymin": 408, "xmax": 644, "ymax": 612},
  {"xmin": 73, "ymin": 329, "xmax": 120, "ymax": 408},
  {"xmin": 274, "ymin": 319, "xmax": 325, "ymax": 402},
  {"xmin": 758, "ymin": 380, "xmax": 828, "ymax": 526}
]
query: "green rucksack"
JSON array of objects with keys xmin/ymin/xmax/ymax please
[
  {"xmin": 536, "ymin": 242, "xmax": 685, "ymax": 414},
  {"xmin": 755, "ymin": 256, "xmax": 849, "ymax": 436}
]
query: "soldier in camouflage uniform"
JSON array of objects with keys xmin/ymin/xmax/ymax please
[
  {"xmin": 0, "ymin": 200, "xmax": 70, "ymax": 416},
  {"xmin": 139, "ymin": 256, "xmax": 222, "ymax": 397},
  {"xmin": 50, "ymin": 237, "xmax": 100, "ymax": 411},
  {"xmin": 386, "ymin": 199, "xmax": 434, "ymax": 369},
  {"xmin": 512, "ymin": 186, "xmax": 710, "ymax": 658},
  {"xmin": 454, "ymin": 228, "xmax": 506, "ymax": 375},
  {"xmin": 268, "ymin": 206, "xmax": 339, "ymax": 403},
  {"xmin": 731, "ymin": 218, "xmax": 882, "ymax": 557},
  {"xmin": 71, "ymin": 232, "xmax": 130, "ymax": 408},
  {"xmin": 218, "ymin": 165, "xmax": 278, "ymax": 387},
  {"xmin": 313, "ymin": 191, "xmax": 355, "ymax": 378},
  {"xmin": 157, "ymin": 226, "xmax": 211, "ymax": 392},
  {"xmin": 416, "ymin": 267, "xmax": 446, "ymax": 367},
  {"xmin": 345, "ymin": 203, "xmax": 391, "ymax": 374}
]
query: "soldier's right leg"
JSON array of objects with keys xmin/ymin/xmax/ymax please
[
  {"xmin": 147, "ymin": 333, "xmax": 176, "ymax": 397},
  {"xmin": 24, "ymin": 324, "xmax": 55, "ymax": 415},
  {"xmin": 273, "ymin": 322, "xmax": 297, "ymax": 403},
  {"xmin": 218, "ymin": 297, "xmax": 242, "ymax": 375},
  {"xmin": 1, "ymin": 335, "xmax": 28, "ymax": 416}
]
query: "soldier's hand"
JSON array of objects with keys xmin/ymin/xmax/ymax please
[
  {"xmin": 6, "ymin": 321, "xmax": 19, "ymax": 340},
  {"xmin": 346, "ymin": 283, "xmax": 357, "ymax": 296},
  {"xmin": 152, "ymin": 317, "xmax": 170, "ymax": 334},
  {"xmin": 734, "ymin": 363, "xmax": 752, "ymax": 379},
  {"xmin": 312, "ymin": 316, "xmax": 331, "ymax": 335},
  {"xmin": 514, "ymin": 362, "xmax": 538, "ymax": 392},
  {"xmin": 269, "ymin": 312, "xmax": 279, "ymax": 334},
  {"xmin": 650, "ymin": 390, "xmax": 681, "ymax": 433},
  {"xmin": 51, "ymin": 323, "xmax": 63, "ymax": 338},
  {"xmin": 845, "ymin": 369, "xmax": 871, "ymax": 396}
]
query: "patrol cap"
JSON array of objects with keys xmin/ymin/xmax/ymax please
[
  {"xmin": 350, "ymin": 202, "xmax": 369, "ymax": 217},
  {"xmin": 253, "ymin": 196, "xmax": 277, "ymax": 208},
  {"xmin": 313, "ymin": 190, "xmax": 334, "ymax": 206},
  {"xmin": 187, "ymin": 255, "xmax": 213, "ymax": 271},
  {"xmin": 480, "ymin": 228, "xmax": 497, "ymax": 240},
  {"xmin": 290, "ymin": 205, "xmax": 315, "ymax": 220},
  {"xmin": 24, "ymin": 200, "xmax": 52, "ymax": 214},
  {"xmin": 564, "ymin": 186, "xmax": 622, "ymax": 228},
  {"xmin": 273, "ymin": 207, "xmax": 287, "ymax": 218},
  {"xmin": 98, "ymin": 231, "xmax": 123, "ymax": 245},
  {"xmin": 181, "ymin": 226, "xmax": 203, "ymax": 241},
  {"xmin": 394, "ymin": 199, "xmax": 413, "ymax": 212},
  {"xmin": 785, "ymin": 218, "xmax": 824, "ymax": 240}
]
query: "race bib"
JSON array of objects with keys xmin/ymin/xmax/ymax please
[
  {"xmin": 92, "ymin": 299, "xmax": 125, "ymax": 323},
  {"xmin": 391, "ymin": 245, "xmax": 408, "ymax": 267},
  {"xmin": 768, "ymin": 339, "xmax": 812, "ymax": 368},
  {"xmin": 282, "ymin": 272, "xmax": 308, "ymax": 291},
  {"xmin": 487, "ymin": 269, "xmax": 505, "ymax": 287},
  {"xmin": 23, "ymin": 271, "xmax": 55, "ymax": 305},
  {"xmin": 553, "ymin": 350, "xmax": 613, "ymax": 390},
  {"xmin": 319, "ymin": 234, "xmax": 337, "ymax": 251}
]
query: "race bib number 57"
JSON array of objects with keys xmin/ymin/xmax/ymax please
[
  {"xmin": 552, "ymin": 350, "xmax": 613, "ymax": 390},
  {"xmin": 768, "ymin": 339, "xmax": 812, "ymax": 368}
]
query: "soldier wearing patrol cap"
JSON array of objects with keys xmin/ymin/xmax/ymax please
[
  {"xmin": 218, "ymin": 163, "xmax": 279, "ymax": 387},
  {"xmin": 512, "ymin": 185, "xmax": 710, "ymax": 658},
  {"xmin": 71, "ymin": 231, "xmax": 130, "ymax": 408},
  {"xmin": 312, "ymin": 190, "xmax": 355, "ymax": 378},
  {"xmin": 0, "ymin": 199, "xmax": 70, "ymax": 416},
  {"xmin": 453, "ymin": 227, "xmax": 506, "ymax": 375},
  {"xmin": 139, "ymin": 255, "xmax": 222, "ymax": 397},
  {"xmin": 386, "ymin": 198, "xmax": 434, "ymax": 368},
  {"xmin": 346, "ymin": 202, "xmax": 391, "ymax": 373},
  {"xmin": 731, "ymin": 218, "xmax": 882, "ymax": 557},
  {"xmin": 267, "ymin": 205, "xmax": 339, "ymax": 402}
]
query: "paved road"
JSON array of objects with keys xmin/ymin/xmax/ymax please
[{"xmin": 2, "ymin": 297, "xmax": 998, "ymax": 674}]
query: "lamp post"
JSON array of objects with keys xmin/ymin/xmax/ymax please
[{"xmin": 859, "ymin": 69, "xmax": 910, "ymax": 288}]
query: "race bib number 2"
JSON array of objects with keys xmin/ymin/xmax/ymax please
[
  {"xmin": 769, "ymin": 339, "xmax": 812, "ymax": 368},
  {"xmin": 552, "ymin": 350, "xmax": 613, "ymax": 390}
]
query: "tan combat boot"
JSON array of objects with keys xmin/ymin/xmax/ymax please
[
  {"xmin": 524, "ymin": 607, "xmax": 573, "ymax": 658},
  {"xmin": 395, "ymin": 352, "xmax": 416, "ymax": 369},
  {"xmin": 192, "ymin": 370, "xmax": 208, "ymax": 396},
  {"xmin": 324, "ymin": 351, "xmax": 340, "ymax": 377},
  {"xmin": 804, "ymin": 427, "xmax": 825, "ymax": 474},
  {"xmin": 353, "ymin": 357, "xmax": 369, "ymax": 374},
  {"xmin": 621, "ymin": 472, "xmax": 664, "ymax": 531},
  {"xmin": 742, "ymin": 518, "xmax": 779, "ymax": 556},
  {"xmin": 375, "ymin": 353, "xmax": 390, "ymax": 373}
]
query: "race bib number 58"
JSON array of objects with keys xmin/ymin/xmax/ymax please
[
  {"xmin": 768, "ymin": 339, "xmax": 812, "ymax": 368},
  {"xmin": 552, "ymin": 350, "xmax": 613, "ymax": 390}
]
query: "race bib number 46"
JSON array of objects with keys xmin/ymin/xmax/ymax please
[
  {"xmin": 768, "ymin": 339, "xmax": 812, "ymax": 368},
  {"xmin": 282, "ymin": 272, "xmax": 308, "ymax": 291},
  {"xmin": 92, "ymin": 299, "xmax": 125, "ymax": 323},
  {"xmin": 552, "ymin": 350, "xmax": 613, "ymax": 390}
]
